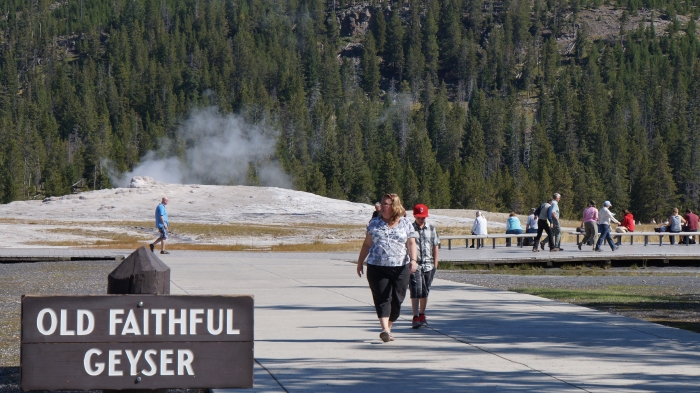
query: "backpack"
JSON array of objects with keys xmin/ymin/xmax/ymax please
[{"xmin": 533, "ymin": 203, "xmax": 544, "ymax": 218}]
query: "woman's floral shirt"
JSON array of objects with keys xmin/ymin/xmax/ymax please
[{"xmin": 366, "ymin": 216, "xmax": 416, "ymax": 267}]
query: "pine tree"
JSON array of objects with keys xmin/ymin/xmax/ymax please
[
  {"xmin": 373, "ymin": 6, "xmax": 387, "ymax": 53},
  {"xmin": 438, "ymin": 0, "xmax": 462, "ymax": 74},
  {"xmin": 635, "ymin": 134, "xmax": 677, "ymax": 221},
  {"xmin": 402, "ymin": 164, "xmax": 420, "ymax": 209},
  {"xmin": 405, "ymin": 2, "xmax": 425, "ymax": 93},
  {"xmin": 376, "ymin": 152, "xmax": 402, "ymax": 198},
  {"xmin": 385, "ymin": 7, "xmax": 405, "ymax": 79},
  {"xmin": 422, "ymin": 7, "xmax": 439, "ymax": 84},
  {"xmin": 361, "ymin": 34, "xmax": 381, "ymax": 99},
  {"xmin": 327, "ymin": 10, "xmax": 340, "ymax": 50}
]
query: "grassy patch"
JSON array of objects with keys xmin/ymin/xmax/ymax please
[
  {"xmin": 25, "ymin": 221, "xmax": 365, "ymax": 251},
  {"xmin": 512, "ymin": 286, "xmax": 700, "ymax": 333},
  {"xmin": 512, "ymin": 287, "xmax": 675, "ymax": 303},
  {"xmin": 438, "ymin": 262, "xmax": 547, "ymax": 273},
  {"xmin": 34, "ymin": 228, "xmax": 148, "ymax": 248},
  {"xmin": 39, "ymin": 221, "xmax": 363, "ymax": 238},
  {"xmin": 30, "ymin": 238, "xmax": 364, "ymax": 252},
  {"xmin": 437, "ymin": 263, "xmax": 700, "ymax": 276}
]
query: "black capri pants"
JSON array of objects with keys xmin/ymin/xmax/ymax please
[{"xmin": 366, "ymin": 263, "xmax": 411, "ymax": 321}]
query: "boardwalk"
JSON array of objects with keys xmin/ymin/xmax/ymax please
[{"xmin": 436, "ymin": 243, "xmax": 700, "ymax": 266}]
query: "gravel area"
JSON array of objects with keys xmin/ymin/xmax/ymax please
[
  {"xmin": 436, "ymin": 270, "xmax": 700, "ymax": 292},
  {"xmin": 437, "ymin": 268, "xmax": 700, "ymax": 334},
  {"xmin": 0, "ymin": 260, "xmax": 120, "ymax": 393}
]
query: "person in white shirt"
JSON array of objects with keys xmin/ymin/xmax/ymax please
[
  {"xmin": 524, "ymin": 207, "xmax": 538, "ymax": 246},
  {"xmin": 470, "ymin": 211, "xmax": 487, "ymax": 248},
  {"xmin": 595, "ymin": 201, "xmax": 620, "ymax": 252}
]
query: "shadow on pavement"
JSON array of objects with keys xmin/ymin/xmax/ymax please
[{"xmin": 254, "ymin": 284, "xmax": 700, "ymax": 391}]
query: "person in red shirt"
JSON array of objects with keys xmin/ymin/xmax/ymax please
[
  {"xmin": 683, "ymin": 209, "xmax": 699, "ymax": 244},
  {"xmin": 617, "ymin": 209, "xmax": 635, "ymax": 232},
  {"xmin": 615, "ymin": 209, "xmax": 635, "ymax": 246}
]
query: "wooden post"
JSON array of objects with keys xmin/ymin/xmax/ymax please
[
  {"xmin": 107, "ymin": 247, "xmax": 183, "ymax": 393},
  {"xmin": 107, "ymin": 246, "xmax": 170, "ymax": 295}
]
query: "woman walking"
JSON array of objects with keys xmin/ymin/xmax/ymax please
[
  {"xmin": 357, "ymin": 193, "xmax": 418, "ymax": 342},
  {"xmin": 578, "ymin": 201, "xmax": 598, "ymax": 250}
]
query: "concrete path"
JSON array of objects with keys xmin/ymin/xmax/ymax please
[{"xmin": 155, "ymin": 251, "xmax": 700, "ymax": 392}]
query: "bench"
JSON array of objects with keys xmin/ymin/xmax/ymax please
[
  {"xmin": 569, "ymin": 231, "xmax": 700, "ymax": 246},
  {"xmin": 441, "ymin": 235, "xmax": 488, "ymax": 250},
  {"xmin": 441, "ymin": 233, "xmax": 537, "ymax": 250}
]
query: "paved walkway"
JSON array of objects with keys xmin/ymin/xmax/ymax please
[{"xmin": 153, "ymin": 251, "xmax": 700, "ymax": 392}]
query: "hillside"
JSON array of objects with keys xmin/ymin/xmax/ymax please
[
  {"xmin": 0, "ymin": 179, "xmax": 497, "ymax": 248},
  {"xmin": 0, "ymin": 0, "xmax": 698, "ymax": 224}
]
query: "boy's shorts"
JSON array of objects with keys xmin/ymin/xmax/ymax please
[{"xmin": 409, "ymin": 268, "xmax": 436, "ymax": 299}]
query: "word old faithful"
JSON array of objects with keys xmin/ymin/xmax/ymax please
[
  {"xmin": 35, "ymin": 308, "xmax": 239, "ymax": 377},
  {"xmin": 36, "ymin": 308, "xmax": 240, "ymax": 336}
]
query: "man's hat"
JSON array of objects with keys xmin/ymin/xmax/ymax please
[
  {"xmin": 604, "ymin": 201, "xmax": 612, "ymax": 207},
  {"xmin": 413, "ymin": 204, "xmax": 429, "ymax": 218}
]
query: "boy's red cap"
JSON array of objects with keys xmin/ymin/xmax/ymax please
[{"xmin": 413, "ymin": 204, "xmax": 429, "ymax": 218}]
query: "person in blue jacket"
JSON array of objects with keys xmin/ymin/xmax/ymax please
[{"xmin": 150, "ymin": 197, "xmax": 170, "ymax": 254}]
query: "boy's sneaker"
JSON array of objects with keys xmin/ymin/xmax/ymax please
[
  {"xmin": 412, "ymin": 316, "xmax": 421, "ymax": 329},
  {"xmin": 419, "ymin": 314, "xmax": 428, "ymax": 326}
]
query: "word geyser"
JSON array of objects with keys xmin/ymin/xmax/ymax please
[{"xmin": 36, "ymin": 307, "xmax": 240, "ymax": 377}]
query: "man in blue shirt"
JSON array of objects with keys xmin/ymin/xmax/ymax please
[{"xmin": 150, "ymin": 197, "xmax": 170, "ymax": 254}]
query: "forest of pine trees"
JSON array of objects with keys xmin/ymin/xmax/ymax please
[{"xmin": 0, "ymin": 0, "xmax": 699, "ymax": 222}]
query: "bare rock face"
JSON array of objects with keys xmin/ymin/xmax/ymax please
[
  {"xmin": 128, "ymin": 176, "xmax": 158, "ymax": 188},
  {"xmin": 339, "ymin": 5, "xmax": 373, "ymax": 37}
]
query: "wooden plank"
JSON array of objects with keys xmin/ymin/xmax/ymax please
[
  {"xmin": 20, "ymin": 341, "xmax": 253, "ymax": 391},
  {"xmin": 22, "ymin": 295, "xmax": 253, "ymax": 343}
]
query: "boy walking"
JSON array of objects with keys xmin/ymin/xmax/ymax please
[{"xmin": 410, "ymin": 204, "xmax": 440, "ymax": 328}]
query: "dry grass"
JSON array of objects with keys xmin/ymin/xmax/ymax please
[
  {"xmin": 41, "ymin": 220, "xmax": 363, "ymax": 237},
  {"xmin": 0, "ymin": 218, "xmax": 55, "ymax": 225},
  {"xmin": 32, "ymin": 226, "xmax": 364, "ymax": 252},
  {"xmin": 30, "ymin": 239, "xmax": 363, "ymax": 252},
  {"xmin": 164, "ymin": 222, "xmax": 296, "ymax": 237}
]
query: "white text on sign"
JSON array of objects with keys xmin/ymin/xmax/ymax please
[{"xmin": 35, "ymin": 308, "xmax": 240, "ymax": 336}]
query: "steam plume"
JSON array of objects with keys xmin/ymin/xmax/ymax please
[{"xmin": 112, "ymin": 107, "xmax": 290, "ymax": 188}]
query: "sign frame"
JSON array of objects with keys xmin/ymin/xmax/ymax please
[{"xmin": 20, "ymin": 294, "xmax": 254, "ymax": 391}]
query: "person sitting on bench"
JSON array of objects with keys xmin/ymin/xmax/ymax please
[{"xmin": 470, "ymin": 211, "xmax": 487, "ymax": 248}]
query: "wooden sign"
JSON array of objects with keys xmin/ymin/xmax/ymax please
[{"xmin": 21, "ymin": 295, "xmax": 254, "ymax": 391}]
